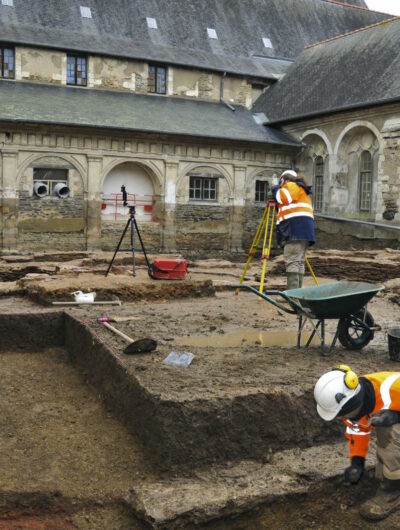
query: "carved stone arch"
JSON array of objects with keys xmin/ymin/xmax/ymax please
[
  {"xmin": 297, "ymin": 133, "xmax": 331, "ymax": 213},
  {"xmin": 334, "ymin": 120, "xmax": 382, "ymax": 156},
  {"xmin": 300, "ymin": 128, "xmax": 333, "ymax": 156},
  {"xmin": 334, "ymin": 121, "xmax": 381, "ymax": 216},
  {"xmin": 101, "ymin": 157, "xmax": 163, "ymax": 195},
  {"xmin": 177, "ymin": 163, "xmax": 233, "ymax": 198},
  {"xmin": 16, "ymin": 153, "xmax": 86, "ymax": 189},
  {"xmin": 246, "ymin": 166, "xmax": 277, "ymax": 183},
  {"xmin": 297, "ymin": 133, "xmax": 329, "ymax": 187},
  {"xmin": 177, "ymin": 163, "xmax": 233, "ymax": 205}
]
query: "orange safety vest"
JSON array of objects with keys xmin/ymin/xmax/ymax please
[
  {"xmin": 344, "ymin": 372, "xmax": 400, "ymax": 459},
  {"xmin": 275, "ymin": 181, "xmax": 314, "ymax": 225}
]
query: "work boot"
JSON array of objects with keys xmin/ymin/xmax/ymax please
[
  {"xmin": 359, "ymin": 479, "xmax": 400, "ymax": 521},
  {"xmin": 286, "ymin": 272, "xmax": 299, "ymax": 290}
]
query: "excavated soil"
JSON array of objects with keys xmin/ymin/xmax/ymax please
[
  {"xmin": 1, "ymin": 249, "xmax": 400, "ymax": 528},
  {"xmin": 0, "ymin": 347, "xmax": 152, "ymax": 529}
]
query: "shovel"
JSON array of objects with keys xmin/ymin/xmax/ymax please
[{"xmin": 98, "ymin": 318, "xmax": 157, "ymax": 354}]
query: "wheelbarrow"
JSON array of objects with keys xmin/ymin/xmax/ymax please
[{"xmin": 235, "ymin": 281, "xmax": 383, "ymax": 355}]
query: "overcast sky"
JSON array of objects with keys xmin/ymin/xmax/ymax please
[{"xmin": 366, "ymin": 0, "xmax": 400, "ymax": 15}]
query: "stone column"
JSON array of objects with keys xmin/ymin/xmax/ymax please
[
  {"xmin": 162, "ymin": 161, "xmax": 178, "ymax": 252},
  {"xmin": 1, "ymin": 150, "xmax": 18, "ymax": 251},
  {"xmin": 86, "ymin": 156, "xmax": 103, "ymax": 251},
  {"xmin": 326, "ymin": 153, "xmax": 342, "ymax": 214},
  {"xmin": 230, "ymin": 165, "xmax": 246, "ymax": 254}
]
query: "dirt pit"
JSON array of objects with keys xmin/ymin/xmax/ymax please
[
  {"xmin": 0, "ymin": 347, "xmax": 153, "ymax": 529},
  {"xmin": 1, "ymin": 250, "xmax": 400, "ymax": 528}
]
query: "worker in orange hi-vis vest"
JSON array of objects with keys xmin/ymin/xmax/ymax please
[
  {"xmin": 314, "ymin": 366, "xmax": 400, "ymax": 521},
  {"xmin": 271, "ymin": 169, "xmax": 315, "ymax": 290}
]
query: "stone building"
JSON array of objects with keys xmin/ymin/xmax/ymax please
[
  {"xmin": 254, "ymin": 16, "xmax": 400, "ymax": 247},
  {"xmin": 0, "ymin": 0, "xmax": 389, "ymax": 255}
]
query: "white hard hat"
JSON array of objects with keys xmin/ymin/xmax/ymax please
[
  {"xmin": 280, "ymin": 169, "xmax": 297, "ymax": 179},
  {"xmin": 314, "ymin": 369, "xmax": 361, "ymax": 421}
]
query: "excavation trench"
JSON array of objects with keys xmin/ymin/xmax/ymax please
[{"xmin": 0, "ymin": 310, "xmax": 395, "ymax": 528}]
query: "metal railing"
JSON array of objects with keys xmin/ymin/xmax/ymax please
[
  {"xmin": 101, "ymin": 193, "xmax": 154, "ymax": 222},
  {"xmin": 315, "ymin": 213, "xmax": 400, "ymax": 232}
]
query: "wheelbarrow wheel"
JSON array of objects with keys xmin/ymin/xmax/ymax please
[{"xmin": 338, "ymin": 309, "xmax": 374, "ymax": 350}]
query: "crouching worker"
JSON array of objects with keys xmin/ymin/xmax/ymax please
[
  {"xmin": 272, "ymin": 169, "xmax": 315, "ymax": 290},
  {"xmin": 314, "ymin": 365, "xmax": 400, "ymax": 521}
]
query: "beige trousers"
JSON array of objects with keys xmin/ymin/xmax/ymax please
[
  {"xmin": 375, "ymin": 424, "xmax": 400, "ymax": 480},
  {"xmin": 283, "ymin": 240, "xmax": 308, "ymax": 274}
]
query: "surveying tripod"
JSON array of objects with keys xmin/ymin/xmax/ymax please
[
  {"xmin": 236, "ymin": 200, "xmax": 318, "ymax": 296},
  {"xmin": 105, "ymin": 185, "xmax": 152, "ymax": 278}
]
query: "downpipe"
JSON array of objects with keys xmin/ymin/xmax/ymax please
[{"xmin": 220, "ymin": 72, "xmax": 235, "ymax": 111}]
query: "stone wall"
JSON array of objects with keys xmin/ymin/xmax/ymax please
[
  {"xmin": 17, "ymin": 231, "xmax": 87, "ymax": 251},
  {"xmin": 100, "ymin": 221, "xmax": 161, "ymax": 251},
  {"xmin": 282, "ymin": 103, "xmax": 400, "ymax": 244},
  {"xmin": 0, "ymin": 124, "xmax": 295, "ymax": 254},
  {"xmin": 13, "ymin": 45, "xmax": 261, "ymax": 108},
  {"xmin": 175, "ymin": 204, "xmax": 231, "ymax": 254}
]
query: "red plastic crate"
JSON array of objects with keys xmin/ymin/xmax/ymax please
[{"xmin": 150, "ymin": 258, "xmax": 187, "ymax": 280}]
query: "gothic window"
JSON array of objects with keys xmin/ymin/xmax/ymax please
[
  {"xmin": 313, "ymin": 156, "xmax": 324, "ymax": 212},
  {"xmin": 148, "ymin": 65, "xmax": 166, "ymax": 94},
  {"xmin": 189, "ymin": 174, "xmax": 218, "ymax": 201},
  {"xmin": 359, "ymin": 151, "xmax": 372, "ymax": 212},
  {"xmin": 0, "ymin": 46, "xmax": 14, "ymax": 79},
  {"xmin": 67, "ymin": 54, "xmax": 87, "ymax": 86},
  {"xmin": 255, "ymin": 180, "xmax": 269, "ymax": 203}
]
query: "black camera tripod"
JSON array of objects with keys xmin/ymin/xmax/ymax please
[{"xmin": 105, "ymin": 185, "xmax": 152, "ymax": 277}]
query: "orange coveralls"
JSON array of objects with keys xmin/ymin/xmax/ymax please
[{"xmin": 344, "ymin": 372, "xmax": 400, "ymax": 480}]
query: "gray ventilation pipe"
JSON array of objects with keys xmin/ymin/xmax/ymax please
[
  {"xmin": 53, "ymin": 183, "xmax": 70, "ymax": 198},
  {"xmin": 33, "ymin": 181, "xmax": 48, "ymax": 198}
]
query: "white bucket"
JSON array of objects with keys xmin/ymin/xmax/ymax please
[{"xmin": 72, "ymin": 291, "xmax": 96, "ymax": 303}]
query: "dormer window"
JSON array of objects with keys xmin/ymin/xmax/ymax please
[
  {"xmin": 80, "ymin": 6, "xmax": 92, "ymax": 18},
  {"xmin": 207, "ymin": 28, "xmax": 218, "ymax": 40},
  {"xmin": 146, "ymin": 17, "xmax": 158, "ymax": 29},
  {"xmin": 0, "ymin": 46, "xmax": 14, "ymax": 79},
  {"xmin": 67, "ymin": 54, "xmax": 87, "ymax": 86},
  {"xmin": 148, "ymin": 65, "xmax": 166, "ymax": 94},
  {"xmin": 262, "ymin": 37, "xmax": 273, "ymax": 48}
]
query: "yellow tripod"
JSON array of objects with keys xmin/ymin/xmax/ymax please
[{"xmin": 236, "ymin": 200, "xmax": 318, "ymax": 296}]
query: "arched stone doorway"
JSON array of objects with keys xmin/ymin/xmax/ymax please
[{"xmin": 102, "ymin": 162, "xmax": 155, "ymax": 222}]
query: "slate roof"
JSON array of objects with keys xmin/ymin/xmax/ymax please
[
  {"xmin": 0, "ymin": 0, "xmax": 387, "ymax": 79},
  {"xmin": 0, "ymin": 81, "xmax": 300, "ymax": 146},
  {"xmin": 253, "ymin": 18, "xmax": 400, "ymax": 124}
]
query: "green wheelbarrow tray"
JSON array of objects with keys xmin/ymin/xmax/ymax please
[
  {"xmin": 283, "ymin": 280, "xmax": 383, "ymax": 319},
  {"xmin": 234, "ymin": 281, "xmax": 383, "ymax": 355}
]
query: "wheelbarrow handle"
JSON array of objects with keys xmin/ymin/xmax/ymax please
[{"xmin": 233, "ymin": 285, "xmax": 299, "ymax": 314}]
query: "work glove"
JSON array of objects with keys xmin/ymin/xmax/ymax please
[
  {"xmin": 344, "ymin": 456, "xmax": 365, "ymax": 484},
  {"xmin": 370, "ymin": 410, "xmax": 400, "ymax": 427}
]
